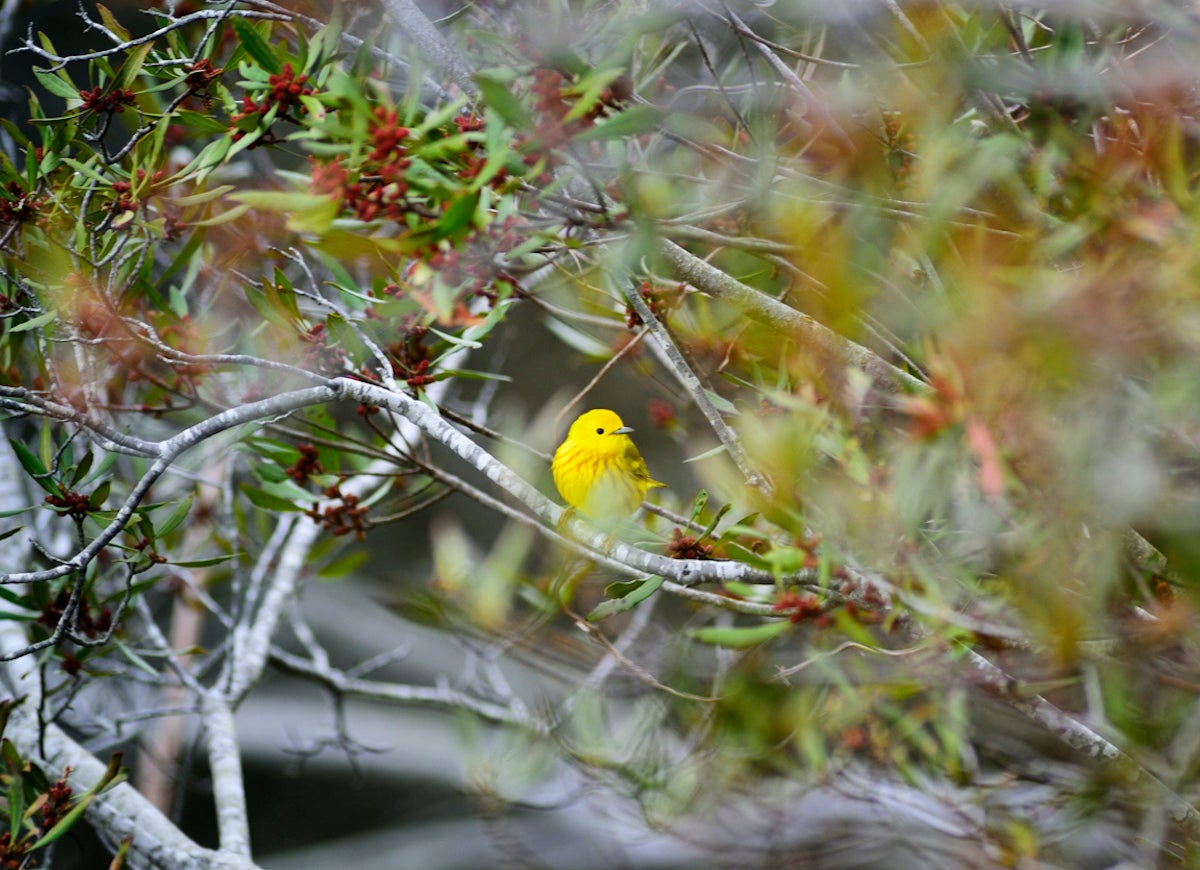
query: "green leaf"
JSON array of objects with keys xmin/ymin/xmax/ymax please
[
  {"xmin": 322, "ymin": 312, "xmax": 362, "ymax": 357},
  {"xmin": 460, "ymin": 296, "xmax": 515, "ymax": 344},
  {"xmin": 10, "ymin": 309, "xmax": 58, "ymax": 334},
  {"xmin": 168, "ymin": 285, "xmax": 189, "ymax": 319},
  {"xmin": 436, "ymin": 369, "xmax": 511, "ymax": 383},
  {"xmin": 241, "ymin": 437, "xmax": 300, "ymax": 464},
  {"xmin": 112, "ymin": 640, "xmax": 160, "ymax": 678},
  {"xmin": 156, "ymin": 496, "xmax": 193, "ymax": 537},
  {"xmin": 699, "ymin": 502, "xmax": 732, "ymax": 541},
  {"xmin": 88, "ymin": 479, "xmax": 111, "ymax": 510},
  {"xmin": 61, "ymin": 156, "xmax": 110, "ymax": 185},
  {"xmin": 718, "ymin": 581, "xmax": 776, "ymax": 602},
  {"xmin": 0, "ymin": 119, "xmax": 31, "ymax": 152},
  {"xmin": 831, "ymin": 609, "xmax": 881, "ymax": 647},
  {"xmin": 241, "ymin": 484, "xmax": 304, "ymax": 512},
  {"xmin": 27, "ymin": 794, "xmax": 95, "ymax": 851},
  {"xmin": 587, "ymin": 575, "xmax": 663, "ymax": 621},
  {"xmin": 9, "ymin": 439, "xmax": 55, "ymax": 493},
  {"xmin": 68, "ymin": 450, "xmax": 94, "ymax": 488},
  {"xmin": 469, "ymin": 112, "xmax": 516, "ymax": 191},
  {"xmin": 231, "ymin": 17, "xmax": 281, "ymax": 74},
  {"xmin": 190, "ymin": 204, "xmax": 254, "ymax": 229},
  {"xmin": 562, "ymin": 67, "xmax": 626, "ymax": 123},
  {"xmin": 413, "ymin": 96, "xmax": 470, "ymax": 136},
  {"xmin": 0, "ymin": 506, "xmax": 37, "ymax": 519},
  {"xmin": 95, "ymin": 751, "xmax": 126, "ymax": 791},
  {"xmin": 689, "ymin": 620, "xmax": 792, "ymax": 648},
  {"xmin": 33, "ymin": 69, "xmax": 82, "ymax": 102},
  {"xmin": 168, "ymin": 185, "xmax": 235, "ymax": 208},
  {"xmin": 95, "ymin": 3, "xmax": 131, "ymax": 41},
  {"xmin": 574, "ymin": 104, "xmax": 664, "ymax": 142},
  {"xmin": 244, "ymin": 285, "xmax": 297, "ymax": 332},
  {"xmin": 428, "ymin": 326, "xmax": 481, "ymax": 350},
  {"xmin": 436, "ymin": 190, "xmax": 480, "ymax": 241},
  {"xmin": 38, "ymin": 418, "xmax": 53, "ymax": 472},
  {"xmin": 474, "ymin": 73, "xmax": 532, "ymax": 129},
  {"xmin": 77, "ymin": 450, "xmax": 117, "ymax": 487},
  {"xmin": 702, "ymin": 388, "xmax": 738, "ymax": 414},
  {"xmin": 227, "ymin": 190, "xmax": 339, "ymax": 233},
  {"xmin": 7, "ymin": 747, "xmax": 24, "ymax": 839},
  {"xmin": 168, "ymin": 554, "xmax": 235, "ymax": 568},
  {"xmin": 174, "ymin": 109, "xmax": 232, "ymax": 136},
  {"xmin": 683, "ymin": 443, "xmax": 728, "ymax": 464},
  {"xmin": 112, "ymin": 41, "xmax": 153, "ymax": 91},
  {"xmin": 258, "ymin": 478, "xmax": 317, "ymax": 505},
  {"xmin": 176, "ymin": 136, "xmax": 232, "ymax": 185},
  {"xmin": 255, "ymin": 463, "xmax": 289, "ymax": 484}
]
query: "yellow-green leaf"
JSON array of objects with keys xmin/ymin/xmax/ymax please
[{"xmin": 689, "ymin": 620, "xmax": 792, "ymax": 648}]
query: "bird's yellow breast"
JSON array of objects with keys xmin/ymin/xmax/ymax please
[{"xmin": 552, "ymin": 409, "xmax": 664, "ymax": 520}]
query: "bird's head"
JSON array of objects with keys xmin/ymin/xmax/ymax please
[{"xmin": 567, "ymin": 409, "xmax": 634, "ymax": 455}]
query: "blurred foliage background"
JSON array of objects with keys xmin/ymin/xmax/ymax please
[{"xmin": 2, "ymin": 0, "xmax": 1200, "ymax": 867}]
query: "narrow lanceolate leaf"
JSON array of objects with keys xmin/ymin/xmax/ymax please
[
  {"xmin": 9, "ymin": 439, "xmax": 56, "ymax": 493},
  {"xmin": 689, "ymin": 620, "xmax": 792, "ymax": 648},
  {"xmin": 27, "ymin": 794, "xmax": 96, "ymax": 850},
  {"xmin": 94, "ymin": 3, "xmax": 132, "ymax": 41},
  {"xmin": 10, "ymin": 309, "xmax": 58, "ymax": 334},
  {"xmin": 167, "ymin": 555, "xmax": 235, "ymax": 568},
  {"xmin": 156, "ymin": 496, "xmax": 193, "ymax": 537},
  {"xmin": 231, "ymin": 17, "xmax": 281, "ymax": 74},
  {"xmin": 574, "ymin": 105, "xmax": 665, "ymax": 142},
  {"xmin": 473, "ymin": 73, "xmax": 532, "ymax": 129},
  {"xmin": 33, "ymin": 69, "xmax": 82, "ymax": 102},
  {"xmin": 588, "ymin": 575, "xmax": 664, "ymax": 621},
  {"xmin": 112, "ymin": 41, "xmax": 153, "ymax": 91},
  {"xmin": 240, "ymin": 484, "xmax": 304, "ymax": 512}
]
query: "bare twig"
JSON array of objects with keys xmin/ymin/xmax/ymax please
[{"xmin": 622, "ymin": 280, "xmax": 773, "ymax": 497}]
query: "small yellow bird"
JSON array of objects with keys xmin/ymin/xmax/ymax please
[{"xmin": 552, "ymin": 409, "xmax": 665, "ymax": 520}]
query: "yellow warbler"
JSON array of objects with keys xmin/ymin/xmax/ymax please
[{"xmin": 552, "ymin": 409, "xmax": 665, "ymax": 520}]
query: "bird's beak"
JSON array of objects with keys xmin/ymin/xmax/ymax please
[{"xmin": 612, "ymin": 426, "xmax": 634, "ymax": 435}]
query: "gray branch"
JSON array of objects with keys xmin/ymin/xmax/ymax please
[{"xmin": 656, "ymin": 238, "xmax": 928, "ymax": 397}]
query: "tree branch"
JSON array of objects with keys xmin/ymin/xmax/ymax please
[{"xmin": 655, "ymin": 238, "xmax": 928, "ymax": 397}]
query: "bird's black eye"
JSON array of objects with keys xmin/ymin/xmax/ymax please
[{"xmin": 596, "ymin": 428, "xmax": 605, "ymax": 434}]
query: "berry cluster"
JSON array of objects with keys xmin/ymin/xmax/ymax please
[
  {"xmin": 286, "ymin": 443, "xmax": 324, "ymax": 485},
  {"xmin": 667, "ymin": 527, "xmax": 714, "ymax": 560},
  {"xmin": 231, "ymin": 62, "xmax": 315, "ymax": 143},
  {"xmin": 44, "ymin": 488, "xmax": 93, "ymax": 519},
  {"xmin": 37, "ymin": 587, "xmax": 114, "ymax": 640},
  {"xmin": 386, "ymin": 323, "xmax": 436, "ymax": 391},
  {"xmin": 184, "ymin": 58, "xmax": 223, "ymax": 96},
  {"xmin": 108, "ymin": 179, "xmax": 137, "ymax": 228},
  {"xmin": 308, "ymin": 106, "xmax": 412, "ymax": 222},
  {"xmin": 79, "ymin": 85, "xmax": 137, "ymax": 114},
  {"xmin": 39, "ymin": 778, "xmax": 74, "ymax": 829},
  {"xmin": 299, "ymin": 322, "xmax": 347, "ymax": 373},
  {"xmin": 306, "ymin": 483, "xmax": 369, "ymax": 540},
  {"xmin": 0, "ymin": 180, "xmax": 43, "ymax": 227}
]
